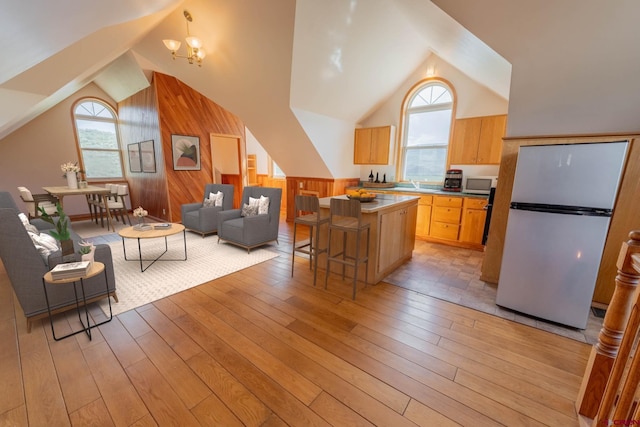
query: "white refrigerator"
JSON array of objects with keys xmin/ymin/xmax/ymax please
[{"xmin": 496, "ymin": 141, "xmax": 628, "ymax": 329}]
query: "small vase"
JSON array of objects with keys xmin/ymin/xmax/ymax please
[
  {"xmin": 66, "ymin": 173, "xmax": 78, "ymax": 189},
  {"xmin": 134, "ymin": 216, "xmax": 146, "ymax": 230},
  {"xmin": 81, "ymin": 251, "xmax": 94, "ymax": 268}
]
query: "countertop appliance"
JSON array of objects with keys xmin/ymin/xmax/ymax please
[
  {"xmin": 496, "ymin": 141, "xmax": 628, "ymax": 329},
  {"xmin": 443, "ymin": 169, "xmax": 463, "ymax": 192},
  {"xmin": 464, "ymin": 176, "xmax": 497, "ymax": 195}
]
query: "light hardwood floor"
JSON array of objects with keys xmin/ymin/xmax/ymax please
[{"xmin": 0, "ymin": 220, "xmax": 591, "ymax": 426}]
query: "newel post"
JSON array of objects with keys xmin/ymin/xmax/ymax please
[{"xmin": 576, "ymin": 231, "xmax": 640, "ymax": 418}]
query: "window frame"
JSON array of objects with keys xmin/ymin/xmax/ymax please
[
  {"xmin": 72, "ymin": 98, "xmax": 124, "ymax": 181},
  {"xmin": 395, "ymin": 77, "xmax": 456, "ymax": 185}
]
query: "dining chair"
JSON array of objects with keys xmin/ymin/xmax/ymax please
[
  {"xmin": 17, "ymin": 186, "xmax": 59, "ymax": 219},
  {"xmin": 291, "ymin": 194, "xmax": 329, "ymax": 287},
  {"xmin": 324, "ymin": 198, "xmax": 370, "ymax": 299}
]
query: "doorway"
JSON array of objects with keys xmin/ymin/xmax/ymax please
[{"xmin": 210, "ymin": 134, "xmax": 244, "ymax": 208}]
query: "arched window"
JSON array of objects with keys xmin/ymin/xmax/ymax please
[
  {"xmin": 72, "ymin": 99, "xmax": 124, "ymax": 179},
  {"xmin": 399, "ymin": 80, "xmax": 454, "ymax": 183}
]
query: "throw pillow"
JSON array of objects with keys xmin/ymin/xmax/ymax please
[
  {"xmin": 248, "ymin": 196, "xmax": 270, "ymax": 215},
  {"xmin": 28, "ymin": 231, "xmax": 59, "ymax": 262},
  {"xmin": 241, "ymin": 203, "xmax": 259, "ymax": 217},
  {"xmin": 214, "ymin": 191, "xmax": 224, "ymax": 207},
  {"xmin": 204, "ymin": 191, "xmax": 224, "ymax": 207},
  {"xmin": 18, "ymin": 212, "xmax": 29, "ymax": 226},
  {"xmin": 258, "ymin": 195, "xmax": 270, "ymax": 215}
]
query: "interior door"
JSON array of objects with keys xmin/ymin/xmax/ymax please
[{"xmin": 210, "ymin": 134, "xmax": 244, "ymax": 208}]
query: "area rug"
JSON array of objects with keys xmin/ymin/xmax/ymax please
[{"xmin": 98, "ymin": 232, "xmax": 278, "ymax": 316}]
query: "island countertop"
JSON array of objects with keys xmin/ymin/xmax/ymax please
[
  {"xmin": 318, "ymin": 193, "xmax": 420, "ymax": 214},
  {"xmin": 317, "ymin": 193, "xmax": 419, "ymax": 286}
]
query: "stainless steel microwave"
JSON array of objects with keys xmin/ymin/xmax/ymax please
[{"xmin": 464, "ymin": 176, "xmax": 497, "ymax": 195}]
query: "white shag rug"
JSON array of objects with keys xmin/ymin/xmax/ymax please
[{"xmin": 99, "ymin": 232, "xmax": 278, "ymax": 316}]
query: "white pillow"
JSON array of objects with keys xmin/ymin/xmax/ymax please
[
  {"xmin": 258, "ymin": 195, "xmax": 270, "ymax": 215},
  {"xmin": 249, "ymin": 195, "xmax": 270, "ymax": 215},
  {"xmin": 28, "ymin": 231, "xmax": 59, "ymax": 262},
  {"xmin": 18, "ymin": 212, "xmax": 29, "ymax": 226},
  {"xmin": 207, "ymin": 191, "xmax": 224, "ymax": 207},
  {"xmin": 214, "ymin": 191, "xmax": 224, "ymax": 207}
]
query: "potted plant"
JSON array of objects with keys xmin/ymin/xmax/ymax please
[
  {"xmin": 38, "ymin": 203, "xmax": 74, "ymax": 261},
  {"xmin": 78, "ymin": 240, "xmax": 95, "ymax": 266}
]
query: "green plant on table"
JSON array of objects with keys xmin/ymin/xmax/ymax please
[{"xmin": 37, "ymin": 203, "xmax": 71, "ymax": 241}]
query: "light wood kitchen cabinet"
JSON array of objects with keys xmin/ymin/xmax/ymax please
[
  {"xmin": 354, "ymin": 125, "xmax": 392, "ymax": 164},
  {"xmin": 415, "ymin": 195, "xmax": 433, "ymax": 238},
  {"xmin": 449, "ymin": 115, "xmax": 506, "ymax": 165},
  {"xmin": 378, "ymin": 204, "xmax": 417, "ymax": 275},
  {"xmin": 459, "ymin": 197, "xmax": 488, "ymax": 244},
  {"xmin": 429, "ymin": 196, "xmax": 462, "ymax": 241}
]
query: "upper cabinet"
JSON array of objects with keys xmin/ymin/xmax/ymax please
[
  {"xmin": 449, "ymin": 115, "xmax": 507, "ymax": 165},
  {"xmin": 354, "ymin": 125, "xmax": 393, "ymax": 165}
]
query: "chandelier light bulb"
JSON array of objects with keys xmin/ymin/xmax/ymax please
[{"xmin": 163, "ymin": 39, "xmax": 181, "ymax": 52}]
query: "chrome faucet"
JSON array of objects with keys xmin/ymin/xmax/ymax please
[{"xmin": 410, "ymin": 179, "xmax": 420, "ymax": 189}]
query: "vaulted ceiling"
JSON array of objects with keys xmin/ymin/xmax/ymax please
[{"xmin": 0, "ymin": 0, "xmax": 511, "ymax": 178}]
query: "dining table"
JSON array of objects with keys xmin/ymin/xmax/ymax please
[{"xmin": 42, "ymin": 185, "xmax": 115, "ymax": 232}]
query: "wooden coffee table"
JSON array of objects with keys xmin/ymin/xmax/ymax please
[{"xmin": 118, "ymin": 223, "xmax": 187, "ymax": 272}]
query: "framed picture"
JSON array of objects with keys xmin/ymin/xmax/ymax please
[
  {"xmin": 140, "ymin": 140, "xmax": 156, "ymax": 173},
  {"xmin": 172, "ymin": 134, "xmax": 201, "ymax": 170},
  {"xmin": 128, "ymin": 143, "xmax": 141, "ymax": 173}
]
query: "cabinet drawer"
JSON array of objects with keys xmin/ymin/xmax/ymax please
[
  {"xmin": 418, "ymin": 195, "xmax": 433, "ymax": 205},
  {"xmin": 464, "ymin": 197, "xmax": 488, "ymax": 209},
  {"xmin": 433, "ymin": 196, "xmax": 463, "ymax": 207},
  {"xmin": 430, "ymin": 221, "xmax": 460, "ymax": 240},
  {"xmin": 432, "ymin": 206, "xmax": 461, "ymax": 224}
]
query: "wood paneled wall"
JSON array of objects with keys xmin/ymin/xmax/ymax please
[
  {"xmin": 119, "ymin": 72, "xmax": 246, "ymax": 223},
  {"xmin": 118, "ymin": 79, "xmax": 167, "ymax": 220}
]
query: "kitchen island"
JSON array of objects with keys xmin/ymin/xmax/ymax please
[{"xmin": 318, "ymin": 194, "xmax": 419, "ymax": 285}]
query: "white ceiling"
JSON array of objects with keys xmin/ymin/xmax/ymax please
[{"xmin": 0, "ymin": 0, "xmax": 511, "ymax": 178}]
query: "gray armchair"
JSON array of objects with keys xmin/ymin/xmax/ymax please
[
  {"xmin": 181, "ymin": 184, "xmax": 234, "ymax": 236},
  {"xmin": 217, "ymin": 186, "xmax": 282, "ymax": 253}
]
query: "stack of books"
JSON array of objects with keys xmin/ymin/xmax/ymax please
[
  {"xmin": 153, "ymin": 223, "xmax": 172, "ymax": 229},
  {"xmin": 50, "ymin": 261, "xmax": 91, "ymax": 280}
]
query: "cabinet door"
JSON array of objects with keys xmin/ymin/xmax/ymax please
[
  {"xmin": 354, "ymin": 128, "xmax": 373, "ymax": 164},
  {"xmin": 370, "ymin": 126, "xmax": 391, "ymax": 164},
  {"xmin": 416, "ymin": 204, "xmax": 432, "ymax": 237},
  {"xmin": 460, "ymin": 208, "xmax": 487, "ymax": 244},
  {"xmin": 449, "ymin": 117, "xmax": 482, "ymax": 164},
  {"xmin": 378, "ymin": 209, "xmax": 403, "ymax": 273},
  {"xmin": 477, "ymin": 115, "xmax": 506, "ymax": 164},
  {"xmin": 403, "ymin": 204, "xmax": 417, "ymax": 255}
]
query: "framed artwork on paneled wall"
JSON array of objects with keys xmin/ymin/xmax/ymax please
[
  {"xmin": 171, "ymin": 134, "xmax": 201, "ymax": 170},
  {"xmin": 128, "ymin": 143, "xmax": 141, "ymax": 173},
  {"xmin": 140, "ymin": 140, "xmax": 156, "ymax": 173}
]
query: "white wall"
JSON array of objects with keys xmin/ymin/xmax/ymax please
[
  {"xmin": 0, "ymin": 84, "xmax": 116, "ymax": 216},
  {"xmin": 358, "ymin": 54, "xmax": 508, "ymax": 183}
]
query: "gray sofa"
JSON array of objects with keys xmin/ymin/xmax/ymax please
[
  {"xmin": 0, "ymin": 191, "xmax": 117, "ymax": 332},
  {"xmin": 217, "ymin": 186, "xmax": 282, "ymax": 253}
]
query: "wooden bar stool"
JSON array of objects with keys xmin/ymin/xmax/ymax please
[
  {"xmin": 324, "ymin": 198, "xmax": 370, "ymax": 299},
  {"xmin": 291, "ymin": 194, "xmax": 329, "ymax": 286}
]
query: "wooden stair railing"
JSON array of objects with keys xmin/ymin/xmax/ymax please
[{"xmin": 575, "ymin": 231, "xmax": 640, "ymax": 422}]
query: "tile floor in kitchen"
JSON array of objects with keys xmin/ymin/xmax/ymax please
[{"xmin": 384, "ymin": 238, "xmax": 604, "ymax": 344}]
